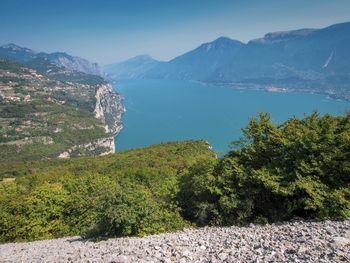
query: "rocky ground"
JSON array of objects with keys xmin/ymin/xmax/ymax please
[{"xmin": 0, "ymin": 220, "xmax": 349, "ymax": 263}]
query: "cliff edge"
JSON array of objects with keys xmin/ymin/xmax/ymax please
[
  {"xmin": 0, "ymin": 59, "xmax": 125, "ymax": 162},
  {"xmin": 94, "ymin": 83, "xmax": 125, "ymax": 135},
  {"xmin": 58, "ymin": 84, "xmax": 125, "ymax": 158}
]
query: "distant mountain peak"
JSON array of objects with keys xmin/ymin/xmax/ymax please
[
  {"xmin": 265, "ymin": 28, "xmax": 315, "ymax": 39},
  {"xmin": 213, "ymin": 36, "xmax": 241, "ymax": 43},
  {"xmin": 1, "ymin": 43, "xmax": 36, "ymax": 53},
  {"xmin": 128, "ymin": 54, "xmax": 154, "ymax": 61},
  {"xmin": 1, "ymin": 43, "xmax": 21, "ymax": 49},
  {"xmin": 198, "ymin": 37, "xmax": 243, "ymax": 53},
  {"xmin": 51, "ymin": 51, "xmax": 70, "ymax": 57},
  {"xmin": 207, "ymin": 37, "xmax": 243, "ymax": 47},
  {"xmin": 103, "ymin": 54, "xmax": 161, "ymax": 80},
  {"xmin": 250, "ymin": 28, "xmax": 316, "ymax": 44},
  {"xmin": 0, "ymin": 44, "xmax": 105, "ymax": 77},
  {"xmin": 134, "ymin": 54, "xmax": 152, "ymax": 59}
]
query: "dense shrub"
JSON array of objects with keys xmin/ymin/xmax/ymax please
[
  {"xmin": 0, "ymin": 141, "xmax": 213, "ymax": 243},
  {"xmin": 179, "ymin": 112, "xmax": 350, "ymax": 225}
]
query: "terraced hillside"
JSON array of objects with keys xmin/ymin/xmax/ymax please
[{"xmin": 0, "ymin": 59, "xmax": 123, "ymax": 163}]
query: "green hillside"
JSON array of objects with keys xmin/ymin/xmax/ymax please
[
  {"xmin": 0, "ymin": 59, "xmax": 110, "ymax": 163},
  {"xmin": 0, "ymin": 140, "xmax": 215, "ymax": 242}
]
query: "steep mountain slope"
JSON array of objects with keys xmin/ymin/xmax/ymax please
[
  {"xmin": 104, "ymin": 55, "xmax": 161, "ymax": 80},
  {"xmin": 112, "ymin": 22, "xmax": 350, "ymax": 100},
  {"xmin": 148, "ymin": 37, "xmax": 244, "ymax": 80},
  {"xmin": 0, "ymin": 44, "xmax": 105, "ymax": 77},
  {"xmin": 0, "ymin": 59, "xmax": 124, "ymax": 163},
  {"xmin": 223, "ymin": 22, "xmax": 350, "ymax": 82}
]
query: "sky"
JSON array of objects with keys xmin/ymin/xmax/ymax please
[{"xmin": 1, "ymin": 0, "xmax": 350, "ymax": 65}]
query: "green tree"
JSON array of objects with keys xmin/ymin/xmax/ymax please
[{"xmin": 181, "ymin": 112, "xmax": 350, "ymax": 225}]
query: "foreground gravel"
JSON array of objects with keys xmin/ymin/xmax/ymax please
[{"xmin": 0, "ymin": 220, "xmax": 349, "ymax": 263}]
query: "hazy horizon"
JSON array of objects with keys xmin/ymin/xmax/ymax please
[{"xmin": 1, "ymin": 0, "xmax": 350, "ymax": 65}]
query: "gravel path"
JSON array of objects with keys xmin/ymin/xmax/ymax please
[{"xmin": 0, "ymin": 220, "xmax": 349, "ymax": 263}]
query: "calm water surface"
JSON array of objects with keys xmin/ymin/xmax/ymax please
[{"xmin": 114, "ymin": 79, "xmax": 349, "ymax": 154}]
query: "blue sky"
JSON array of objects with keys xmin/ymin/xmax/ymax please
[{"xmin": 1, "ymin": 0, "xmax": 350, "ymax": 64}]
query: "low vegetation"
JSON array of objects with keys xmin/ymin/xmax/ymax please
[
  {"xmin": 0, "ymin": 141, "xmax": 214, "ymax": 242},
  {"xmin": 0, "ymin": 113, "xmax": 349, "ymax": 243}
]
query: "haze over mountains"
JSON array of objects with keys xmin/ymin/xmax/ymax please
[
  {"xmin": 1, "ymin": 22, "xmax": 349, "ymax": 100},
  {"xmin": 0, "ymin": 43, "xmax": 105, "ymax": 77},
  {"xmin": 105, "ymin": 21, "xmax": 350, "ymax": 100},
  {"xmin": 104, "ymin": 55, "xmax": 160, "ymax": 80}
]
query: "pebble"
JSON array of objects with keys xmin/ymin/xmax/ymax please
[{"xmin": 0, "ymin": 220, "xmax": 349, "ymax": 262}]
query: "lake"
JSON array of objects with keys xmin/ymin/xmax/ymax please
[{"xmin": 113, "ymin": 79, "xmax": 350, "ymax": 154}]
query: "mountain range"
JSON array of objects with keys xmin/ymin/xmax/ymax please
[
  {"xmin": 104, "ymin": 21, "xmax": 350, "ymax": 100},
  {"xmin": 0, "ymin": 43, "xmax": 105, "ymax": 77}
]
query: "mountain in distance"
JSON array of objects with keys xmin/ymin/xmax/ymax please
[
  {"xmin": 103, "ymin": 54, "xmax": 161, "ymax": 80},
  {"xmin": 1, "ymin": 49, "xmax": 108, "ymax": 86},
  {"xmin": 109, "ymin": 22, "xmax": 350, "ymax": 100},
  {"xmin": 147, "ymin": 37, "xmax": 244, "ymax": 81},
  {"xmin": 37, "ymin": 52, "xmax": 105, "ymax": 77},
  {"xmin": 0, "ymin": 43, "xmax": 105, "ymax": 77},
  {"xmin": 0, "ymin": 43, "xmax": 37, "ymax": 62}
]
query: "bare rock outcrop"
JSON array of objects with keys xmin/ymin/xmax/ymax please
[
  {"xmin": 94, "ymin": 84, "xmax": 125, "ymax": 135},
  {"xmin": 58, "ymin": 84, "xmax": 125, "ymax": 158},
  {"xmin": 58, "ymin": 137, "xmax": 115, "ymax": 158}
]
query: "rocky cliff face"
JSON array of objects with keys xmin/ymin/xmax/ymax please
[
  {"xmin": 58, "ymin": 136, "xmax": 115, "ymax": 158},
  {"xmin": 59, "ymin": 84, "xmax": 125, "ymax": 158},
  {"xmin": 94, "ymin": 83, "xmax": 125, "ymax": 135}
]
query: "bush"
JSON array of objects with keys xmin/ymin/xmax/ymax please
[
  {"xmin": 0, "ymin": 141, "xmax": 212, "ymax": 243},
  {"xmin": 180, "ymin": 112, "xmax": 350, "ymax": 225},
  {"xmin": 0, "ymin": 182, "xmax": 69, "ymax": 242}
]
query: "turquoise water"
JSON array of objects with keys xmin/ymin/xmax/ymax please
[{"xmin": 113, "ymin": 79, "xmax": 349, "ymax": 154}]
